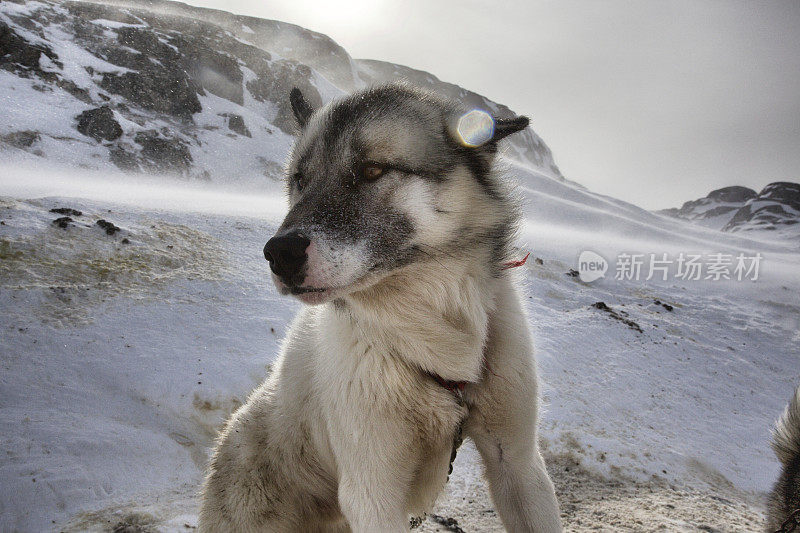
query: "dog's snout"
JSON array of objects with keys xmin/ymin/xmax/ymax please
[{"xmin": 263, "ymin": 231, "xmax": 311, "ymax": 282}]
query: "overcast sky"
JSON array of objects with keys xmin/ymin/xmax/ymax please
[{"xmin": 186, "ymin": 0, "xmax": 800, "ymax": 209}]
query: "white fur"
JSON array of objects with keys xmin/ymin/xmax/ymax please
[
  {"xmin": 303, "ymin": 237, "xmax": 370, "ymax": 290},
  {"xmin": 200, "ymin": 85, "xmax": 561, "ymax": 531},
  {"xmin": 199, "ymin": 252, "xmax": 562, "ymax": 532}
]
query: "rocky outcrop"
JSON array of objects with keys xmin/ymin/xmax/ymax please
[
  {"xmin": 723, "ymin": 182, "xmax": 800, "ymax": 233},
  {"xmin": 657, "ymin": 186, "xmax": 758, "ymax": 228},
  {"xmin": 1, "ymin": 130, "xmax": 40, "ymax": 149},
  {"xmin": 1, "ymin": 0, "xmax": 565, "ymax": 185},
  {"xmin": 76, "ymin": 106, "xmax": 123, "ymax": 141},
  {"xmin": 0, "ymin": 20, "xmax": 59, "ymax": 72},
  {"xmin": 659, "ymin": 183, "xmax": 800, "ymax": 237},
  {"xmin": 224, "ymin": 114, "xmax": 251, "ymax": 137},
  {"xmin": 133, "ymin": 131, "xmax": 193, "ymax": 175},
  {"xmin": 100, "ymin": 68, "xmax": 202, "ymax": 119}
]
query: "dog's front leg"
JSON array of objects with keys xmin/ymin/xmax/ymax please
[
  {"xmin": 329, "ymin": 412, "xmax": 417, "ymax": 533},
  {"xmin": 464, "ymin": 298, "xmax": 562, "ymax": 532},
  {"xmin": 466, "ymin": 378, "xmax": 562, "ymax": 533},
  {"xmin": 468, "ymin": 418, "xmax": 561, "ymax": 533}
]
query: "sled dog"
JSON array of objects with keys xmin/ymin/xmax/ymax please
[
  {"xmin": 767, "ymin": 386, "xmax": 800, "ymax": 531},
  {"xmin": 199, "ymin": 83, "xmax": 562, "ymax": 532}
]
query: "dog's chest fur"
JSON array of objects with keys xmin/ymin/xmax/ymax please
[{"xmin": 313, "ymin": 261, "xmax": 494, "ymax": 457}]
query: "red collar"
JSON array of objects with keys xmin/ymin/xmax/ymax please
[
  {"xmin": 501, "ymin": 252, "xmax": 530, "ymax": 270},
  {"xmin": 427, "ymin": 252, "xmax": 529, "ymax": 396}
]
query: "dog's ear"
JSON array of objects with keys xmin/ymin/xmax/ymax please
[
  {"xmin": 449, "ymin": 110, "xmax": 529, "ymax": 148},
  {"xmin": 491, "ymin": 115, "xmax": 529, "ymax": 142},
  {"xmin": 290, "ymin": 88, "xmax": 314, "ymax": 129}
]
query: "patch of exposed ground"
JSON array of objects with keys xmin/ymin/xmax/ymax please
[
  {"xmin": 418, "ymin": 445, "xmax": 765, "ymax": 532},
  {"xmin": 0, "ymin": 197, "xmax": 228, "ymax": 325}
]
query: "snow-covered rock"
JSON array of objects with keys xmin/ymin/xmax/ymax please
[
  {"xmin": 659, "ymin": 182, "xmax": 800, "ymax": 238},
  {"xmin": 657, "ymin": 186, "xmax": 758, "ymax": 229},
  {"xmin": 0, "ymin": 0, "xmax": 562, "ymax": 186},
  {"xmin": 723, "ymin": 182, "xmax": 800, "ymax": 236}
]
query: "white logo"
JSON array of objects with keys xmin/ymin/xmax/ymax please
[{"xmin": 578, "ymin": 251, "xmax": 608, "ymax": 282}]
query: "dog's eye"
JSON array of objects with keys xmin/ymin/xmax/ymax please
[
  {"xmin": 293, "ymin": 172, "xmax": 304, "ymax": 191},
  {"xmin": 362, "ymin": 164, "xmax": 384, "ymax": 181}
]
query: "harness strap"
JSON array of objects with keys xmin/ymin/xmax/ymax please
[
  {"xmin": 430, "ymin": 373, "xmax": 468, "ymax": 395},
  {"xmin": 426, "ymin": 372, "xmax": 468, "ymax": 487}
]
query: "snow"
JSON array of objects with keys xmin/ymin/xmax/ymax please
[
  {"xmin": 0, "ymin": 72, "xmax": 114, "ymax": 170},
  {"xmin": 190, "ymin": 90, "xmax": 295, "ymax": 186},
  {"xmin": 1, "ymin": 161, "xmax": 797, "ymax": 531},
  {"xmin": 84, "ymin": 19, "xmax": 147, "ymax": 29},
  {"xmin": 1, "ymin": 1, "xmax": 796, "ymax": 528}
]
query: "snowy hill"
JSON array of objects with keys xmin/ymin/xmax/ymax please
[
  {"xmin": 1, "ymin": 163, "xmax": 798, "ymax": 532},
  {"xmin": 0, "ymin": 0, "xmax": 562, "ymax": 185},
  {"xmin": 659, "ymin": 182, "xmax": 800, "ymax": 238}
]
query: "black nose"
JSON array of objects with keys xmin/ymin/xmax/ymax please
[{"xmin": 263, "ymin": 231, "xmax": 310, "ymax": 283}]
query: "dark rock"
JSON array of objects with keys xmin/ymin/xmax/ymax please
[
  {"xmin": 101, "ymin": 66, "xmax": 202, "ymax": 119},
  {"xmin": 566, "ymin": 269, "xmax": 579, "ymax": 278},
  {"xmin": 707, "ymin": 186, "xmax": 758, "ymax": 204},
  {"xmin": 55, "ymin": 77, "xmax": 92, "ymax": 103},
  {"xmin": 109, "ymin": 147, "xmax": 140, "ymax": 172},
  {"xmin": 134, "ymin": 131, "xmax": 193, "ymax": 175},
  {"xmin": 96, "ymin": 219, "xmax": 121, "ymax": 235},
  {"xmin": 759, "ymin": 181, "xmax": 800, "ymax": 209},
  {"xmin": 116, "ymin": 26, "xmax": 170, "ymax": 58},
  {"xmin": 52, "ymin": 217, "xmax": 73, "ymax": 229},
  {"xmin": 50, "ymin": 208, "xmax": 82, "ymax": 217},
  {"xmin": 76, "ymin": 106, "xmax": 123, "ymax": 141},
  {"xmin": 660, "ymin": 183, "xmax": 800, "ymax": 236},
  {"xmin": 657, "ymin": 186, "xmax": 758, "ymax": 228},
  {"xmin": 2, "ymin": 0, "xmax": 565, "ymax": 185},
  {"xmin": 224, "ymin": 114, "xmax": 251, "ymax": 137},
  {"xmin": 0, "ymin": 21, "xmax": 55, "ymax": 70},
  {"xmin": 179, "ymin": 38, "xmax": 243, "ymax": 104},
  {"xmin": 723, "ymin": 182, "xmax": 800, "ymax": 233},
  {"xmin": 64, "ymin": 1, "xmax": 141, "ymax": 25},
  {"xmin": 1, "ymin": 130, "xmax": 40, "ymax": 148},
  {"xmin": 429, "ymin": 514, "xmax": 465, "ymax": 533},
  {"xmin": 591, "ymin": 301, "xmax": 642, "ymax": 333}
]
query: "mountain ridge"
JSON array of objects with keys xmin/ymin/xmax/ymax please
[
  {"xmin": 657, "ymin": 182, "xmax": 800, "ymax": 238},
  {"xmin": 0, "ymin": 0, "xmax": 563, "ymax": 186}
]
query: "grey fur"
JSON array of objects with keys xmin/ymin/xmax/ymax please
[
  {"xmin": 199, "ymin": 84, "xmax": 562, "ymax": 532},
  {"xmin": 767, "ymin": 385, "xmax": 800, "ymax": 531}
]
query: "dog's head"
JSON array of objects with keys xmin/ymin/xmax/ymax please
[{"xmin": 264, "ymin": 84, "xmax": 528, "ymax": 305}]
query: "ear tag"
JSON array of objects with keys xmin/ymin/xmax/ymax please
[{"xmin": 456, "ymin": 109, "xmax": 495, "ymax": 147}]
